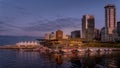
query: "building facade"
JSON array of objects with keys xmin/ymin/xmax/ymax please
[
  {"xmin": 71, "ymin": 30, "xmax": 81, "ymax": 38},
  {"xmin": 105, "ymin": 4, "xmax": 117, "ymax": 42},
  {"xmin": 101, "ymin": 27, "xmax": 106, "ymax": 42},
  {"xmin": 94, "ymin": 28, "xmax": 101, "ymax": 41},
  {"xmin": 49, "ymin": 32, "xmax": 56, "ymax": 40},
  {"xmin": 63, "ymin": 35, "xmax": 71, "ymax": 39},
  {"xmin": 82, "ymin": 14, "xmax": 95, "ymax": 41},
  {"xmin": 117, "ymin": 22, "xmax": 120, "ymax": 36},
  {"xmin": 44, "ymin": 33, "xmax": 50, "ymax": 40},
  {"xmin": 56, "ymin": 30, "xmax": 63, "ymax": 40},
  {"xmin": 116, "ymin": 21, "xmax": 120, "ymax": 41}
]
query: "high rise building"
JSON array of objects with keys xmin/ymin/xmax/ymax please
[
  {"xmin": 71, "ymin": 30, "xmax": 81, "ymax": 38},
  {"xmin": 116, "ymin": 21, "xmax": 120, "ymax": 41},
  {"xmin": 117, "ymin": 21, "xmax": 120, "ymax": 37},
  {"xmin": 94, "ymin": 28, "xmax": 101, "ymax": 41},
  {"xmin": 105, "ymin": 4, "xmax": 117, "ymax": 42},
  {"xmin": 101, "ymin": 27, "xmax": 106, "ymax": 42},
  {"xmin": 82, "ymin": 14, "xmax": 95, "ymax": 41},
  {"xmin": 56, "ymin": 30, "xmax": 63, "ymax": 40}
]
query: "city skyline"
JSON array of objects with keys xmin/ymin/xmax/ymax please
[{"xmin": 0, "ymin": 0, "xmax": 120, "ymax": 37}]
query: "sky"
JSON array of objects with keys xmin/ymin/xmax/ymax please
[{"xmin": 0, "ymin": 0, "xmax": 120, "ymax": 37}]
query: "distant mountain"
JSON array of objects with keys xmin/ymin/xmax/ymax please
[{"xmin": 0, "ymin": 35, "xmax": 43, "ymax": 46}]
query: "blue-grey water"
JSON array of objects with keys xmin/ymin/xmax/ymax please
[
  {"xmin": 0, "ymin": 36, "xmax": 41, "ymax": 45},
  {"xmin": 0, "ymin": 50, "xmax": 120, "ymax": 68}
]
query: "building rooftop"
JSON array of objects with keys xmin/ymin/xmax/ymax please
[{"xmin": 105, "ymin": 4, "xmax": 115, "ymax": 8}]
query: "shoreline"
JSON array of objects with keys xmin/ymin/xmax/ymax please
[
  {"xmin": 0, "ymin": 45, "xmax": 39, "ymax": 49},
  {"xmin": 1, "ymin": 45, "xmax": 120, "ymax": 51},
  {"xmin": 1, "ymin": 45, "xmax": 120, "ymax": 49}
]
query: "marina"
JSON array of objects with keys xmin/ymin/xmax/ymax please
[
  {"xmin": 1, "ymin": 44, "xmax": 120, "ymax": 54},
  {"xmin": 0, "ymin": 48, "xmax": 120, "ymax": 68}
]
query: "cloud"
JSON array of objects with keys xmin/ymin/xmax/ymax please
[
  {"xmin": 0, "ymin": 29, "xmax": 8, "ymax": 31},
  {"xmin": 0, "ymin": 0, "xmax": 82, "ymax": 36},
  {"xmin": 0, "ymin": 18, "xmax": 23, "ymax": 32},
  {"xmin": 0, "ymin": 19, "xmax": 26, "ymax": 36},
  {"xmin": 23, "ymin": 17, "xmax": 81, "ymax": 32},
  {"xmin": 0, "ymin": 20, "xmax": 9, "ymax": 31},
  {"xmin": 0, "ymin": 0, "xmax": 33, "ymax": 19},
  {"xmin": 0, "ymin": 20, "xmax": 5, "ymax": 24}
]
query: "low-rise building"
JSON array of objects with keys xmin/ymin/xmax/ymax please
[
  {"xmin": 56, "ymin": 30, "xmax": 63, "ymax": 40},
  {"xmin": 71, "ymin": 30, "xmax": 81, "ymax": 38},
  {"xmin": 16, "ymin": 41, "xmax": 39, "ymax": 48},
  {"xmin": 49, "ymin": 32, "xmax": 56, "ymax": 40}
]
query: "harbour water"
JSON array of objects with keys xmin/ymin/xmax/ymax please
[
  {"xmin": 0, "ymin": 49, "xmax": 120, "ymax": 68},
  {"xmin": 0, "ymin": 36, "xmax": 39, "ymax": 45}
]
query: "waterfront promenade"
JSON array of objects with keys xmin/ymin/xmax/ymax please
[{"xmin": 0, "ymin": 44, "xmax": 120, "ymax": 54}]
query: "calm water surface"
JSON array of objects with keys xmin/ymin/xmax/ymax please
[{"xmin": 0, "ymin": 50, "xmax": 120, "ymax": 68}]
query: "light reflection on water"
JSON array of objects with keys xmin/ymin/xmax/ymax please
[{"xmin": 0, "ymin": 50, "xmax": 120, "ymax": 68}]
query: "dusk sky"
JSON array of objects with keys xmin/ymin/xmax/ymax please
[{"xmin": 0, "ymin": 0, "xmax": 120, "ymax": 37}]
